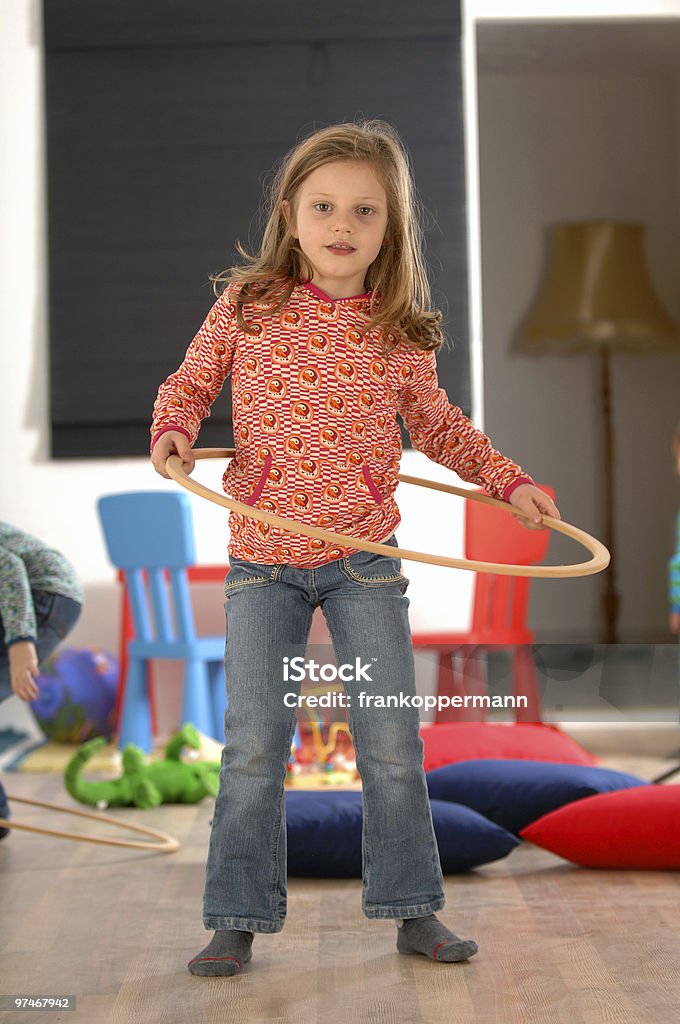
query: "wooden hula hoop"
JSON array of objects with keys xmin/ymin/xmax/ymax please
[
  {"xmin": 0, "ymin": 795, "xmax": 180, "ymax": 853},
  {"xmin": 167, "ymin": 448, "xmax": 610, "ymax": 579}
]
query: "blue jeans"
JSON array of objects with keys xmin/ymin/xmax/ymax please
[
  {"xmin": 0, "ymin": 591, "xmax": 83, "ymax": 703},
  {"xmin": 203, "ymin": 534, "xmax": 445, "ymax": 932}
]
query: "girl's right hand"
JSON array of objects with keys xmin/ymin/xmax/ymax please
[{"xmin": 151, "ymin": 430, "xmax": 195, "ymax": 479}]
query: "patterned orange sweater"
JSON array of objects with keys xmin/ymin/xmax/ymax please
[{"xmin": 151, "ymin": 281, "xmax": 533, "ymax": 567}]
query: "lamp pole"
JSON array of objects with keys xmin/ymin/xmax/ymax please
[
  {"xmin": 599, "ymin": 349, "xmax": 619, "ymax": 645},
  {"xmin": 515, "ymin": 222, "xmax": 679, "ymax": 646}
]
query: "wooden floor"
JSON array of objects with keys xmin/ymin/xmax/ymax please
[{"xmin": 2, "ymin": 754, "xmax": 680, "ymax": 1024}]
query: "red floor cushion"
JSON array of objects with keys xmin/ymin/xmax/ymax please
[
  {"xmin": 420, "ymin": 723, "xmax": 597, "ymax": 772},
  {"xmin": 519, "ymin": 785, "xmax": 680, "ymax": 869}
]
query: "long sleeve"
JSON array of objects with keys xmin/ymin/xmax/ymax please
[
  {"xmin": 670, "ymin": 509, "xmax": 680, "ymax": 613},
  {"xmin": 150, "ymin": 290, "xmax": 238, "ymax": 449},
  {"xmin": 395, "ymin": 348, "xmax": 533, "ymax": 502},
  {"xmin": 0, "ymin": 523, "xmax": 83, "ymax": 646},
  {"xmin": 0, "ymin": 547, "xmax": 36, "ymax": 645}
]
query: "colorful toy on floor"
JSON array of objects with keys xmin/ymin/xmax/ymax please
[
  {"xmin": 31, "ymin": 648, "xmax": 118, "ymax": 743},
  {"xmin": 286, "ymin": 724, "xmax": 303, "ymax": 777},
  {"xmin": 64, "ymin": 722, "xmax": 220, "ymax": 809},
  {"xmin": 285, "ymin": 718, "xmax": 360, "ymax": 787},
  {"xmin": 309, "ymin": 719, "xmax": 351, "ymax": 763}
]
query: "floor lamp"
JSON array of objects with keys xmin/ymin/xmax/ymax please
[{"xmin": 513, "ymin": 222, "xmax": 678, "ymax": 644}]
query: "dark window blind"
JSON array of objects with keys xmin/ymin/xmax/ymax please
[{"xmin": 44, "ymin": 0, "xmax": 467, "ymax": 457}]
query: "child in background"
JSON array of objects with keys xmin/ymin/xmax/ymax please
[
  {"xmin": 0, "ymin": 522, "xmax": 83, "ymax": 837},
  {"xmin": 150, "ymin": 120, "xmax": 560, "ymax": 976},
  {"xmin": 670, "ymin": 423, "xmax": 680, "ymax": 637}
]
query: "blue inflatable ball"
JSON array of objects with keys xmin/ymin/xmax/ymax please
[{"xmin": 31, "ymin": 648, "xmax": 118, "ymax": 743}]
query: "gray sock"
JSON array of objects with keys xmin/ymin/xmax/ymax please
[
  {"xmin": 396, "ymin": 913, "xmax": 478, "ymax": 963},
  {"xmin": 188, "ymin": 929, "xmax": 254, "ymax": 977}
]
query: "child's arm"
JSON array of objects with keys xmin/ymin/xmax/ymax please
[
  {"xmin": 396, "ymin": 349, "xmax": 559, "ymax": 525},
  {"xmin": 0, "ymin": 539, "xmax": 39, "ymax": 701},
  {"xmin": 150, "ymin": 290, "xmax": 237, "ymax": 477}
]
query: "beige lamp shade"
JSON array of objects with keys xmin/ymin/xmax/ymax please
[{"xmin": 514, "ymin": 222, "xmax": 679, "ymax": 353}]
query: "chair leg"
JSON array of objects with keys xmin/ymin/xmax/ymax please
[
  {"xmin": 434, "ymin": 648, "xmax": 475, "ymax": 723},
  {"xmin": 115, "ymin": 589, "xmax": 158, "ymax": 740},
  {"xmin": 208, "ymin": 660, "xmax": 227, "ymax": 742},
  {"xmin": 117, "ymin": 657, "xmax": 153, "ymax": 753},
  {"xmin": 181, "ymin": 660, "xmax": 215, "ymax": 740},
  {"xmin": 459, "ymin": 646, "xmax": 489, "ymax": 722},
  {"xmin": 435, "ymin": 650, "xmax": 456, "ymax": 722},
  {"xmin": 513, "ymin": 646, "xmax": 543, "ymax": 723}
]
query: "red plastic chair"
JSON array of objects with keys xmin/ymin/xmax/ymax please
[{"xmin": 411, "ymin": 485, "xmax": 555, "ymax": 723}]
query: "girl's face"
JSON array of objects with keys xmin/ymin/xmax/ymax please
[{"xmin": 282, "ymin": 160, "xmax": 389, "ymax": 300}]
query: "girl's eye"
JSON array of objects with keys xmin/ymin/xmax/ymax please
[
  {"xmin": 358, "ymin": 207, "xmax": 374, "ymax": 216},
  {"xmin": 314, "ymin": 203, "xmax": 331, "ymax": 212}
]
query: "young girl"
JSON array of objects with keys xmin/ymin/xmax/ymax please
[{"xmin": 150, "ymin": 120, "xmax": 560, "ymax": 976}]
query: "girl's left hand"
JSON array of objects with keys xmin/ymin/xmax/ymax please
[
  {"xmin": 8, "ymin": 640, "xmax": 40, "ymax": 701},
  {"xmin": 508, "ymin": 484, "xmax": 560, "ymax": 530}
]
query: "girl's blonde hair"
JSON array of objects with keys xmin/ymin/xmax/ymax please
[{"xmin": 211, "ymin": 119, "xmax": 444, "ymax": 354}]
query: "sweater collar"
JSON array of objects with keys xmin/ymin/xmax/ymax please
[{"xmin": 295, "ymin": 281, "xmax": 377, "ymax": 314}]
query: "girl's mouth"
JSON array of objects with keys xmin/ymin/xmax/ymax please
[{"xmin": 327, "ymin": 244, "xmax": 356, "ymax": 255}]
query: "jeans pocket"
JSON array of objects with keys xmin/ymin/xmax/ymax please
[
  {"xmin": 224, "ymin": 560, "xmax": 281, "ymax": 597},
  {"xmin": 340, "ymin": 534, "xmax": 409, "ymax": 588}
]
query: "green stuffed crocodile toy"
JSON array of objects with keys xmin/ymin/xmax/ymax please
[{"xmin": 64, "ymin": 722, "xmax": 221, "ymax": 809}]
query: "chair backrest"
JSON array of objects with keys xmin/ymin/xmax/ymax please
[
  {"xmin": 97, "ymin": 491, "xmax": 198, "ymax": 644},
  {"xmin": 97, "ymin": 492, "xmax": 196, "ymax": 569},
  {"xmin": 465, "ymin": 485, "xmax": 555, "ymax": 640}
]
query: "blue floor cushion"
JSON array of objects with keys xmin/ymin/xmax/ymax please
[
  {"xmin": 284, "ymin": 789, "xmax": 518, "ymax": 878},
  {"xmin": 429, "ymin": 798, "xmax": 519, "ymax": 873},
  {"xmin": 426, "ymin": 759, "xmax": 647, "ymax": 835},
  {"xmin": 286, "ymin": 791, "xmax": 363, "ymax": 878}
]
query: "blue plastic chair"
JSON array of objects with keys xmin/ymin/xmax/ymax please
[{"xmin": 97, "ymin": 491, "xmax": 227, "ymax": 752}]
